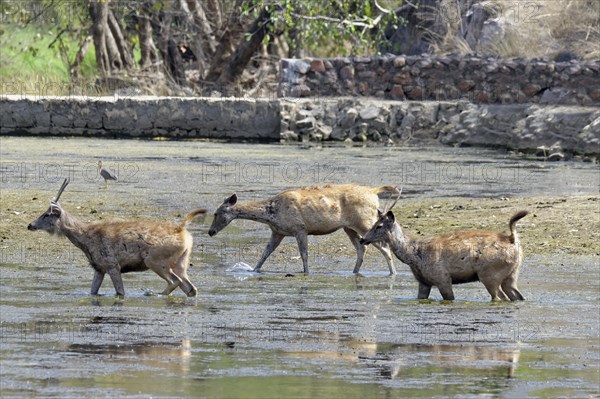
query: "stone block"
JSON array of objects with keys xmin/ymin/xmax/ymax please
[
  {"xmin": 340, "ymin": 66, "xmax": 354, "ymax": 80},
  {"xmin": 357, "ymin": 71, "xmax": 376, "ymax": 80},
  {"xmin": 393, "ymin": 56, "xmax": 406, "ymax": 68},
  {"xmin": 522, "ymin": 84, "xmax": 542, "ymax": 97},
  {"xmin": 392, "ymin": 72, "xmax": 413, "ymax": 85},
  {"xmin": 406, "ymin": 86, "xmax": 424, "ymax": 100},
  {"xmin": 295, "ymin": 116, "xmax": 316, "ymax": 131},
  {"xmin": 457, "ymin": 80, "xmax": 476, "ymax": 92},
  {"xmin": 310, "ymin": 59, "xmax": 326, "ymax": 73},
  {"xmin": 589, "ymin": 89, "xmax": 600, "ymax": 102},
  {"xmin": 293, "ymin": 60, "xmax": 311, "ymax": 74},
  {"xmin": 359, "ymin": 105, "xmax": 380, "ymax": 120},
  {"xmin": 357, "ymin": 82, "xmax": 369, "ymax": 94},
  {"xmin": 339, "ymin": 108, "xmax": 358, "ymax": 129},
  {"xmin": 292, "ymin": 85, "xmax": 311, "ymax": 97},
  {"xmin": 390, "ymin": 85, "xmax": 405, "ymax": 99}
]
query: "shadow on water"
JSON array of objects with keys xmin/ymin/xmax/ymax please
[{"xmin": 1, "ymin": 138, "xmax": 599, "ymax": 398}]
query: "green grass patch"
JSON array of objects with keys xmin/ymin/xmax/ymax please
[{"xmin": 0, "ymin": 23, "xmax": 97, "ymax": 95}]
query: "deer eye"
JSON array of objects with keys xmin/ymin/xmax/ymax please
[{"xmin": 375, "ymin": 224, "xmax": 383, "ymax": 230}]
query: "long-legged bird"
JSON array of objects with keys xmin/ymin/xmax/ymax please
[{"xmin": 98, "ymin": 161, "xmax": 117, "ymax": 188}]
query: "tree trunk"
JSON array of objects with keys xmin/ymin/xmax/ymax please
[
  {"xmin": 178, "ymin": 0, "xmax": 209, "ymax": 78},
  {"xmin": 185, "ymin": 0, "xmax": 217, "ymax": 54},
  {"xmin": 205, "ymin": 0, "xmax": 223, "ymax": 31},
  {"xmin": 87, "ymin": 0, "xmax": 110, "ymax": 75},
  {"xmin": 87, "ymin": 0, "xmax": 135, "ymax": 74},
  {"xmin": 71, "ymin": 35, "xmax": 93, "ymax": 78},
  {"xmin": 107, "ymin": 9, "xmax": 135, "ymax": 69},
  {"xmin": 205, "ymin": 0, "xmax": 247, "ymax": 82},
  {"xmin": 139, "ymin": 2, "xmax": 159, "ymax": 69},
  {"xmin": 167, "ymin": 38, "xmax": 187, "ymax": 85},
  {"xmin": 216, "ymin": 6, "xmax": 275, "ymax": 85},
  {"xmin": 152, "ymin": 4, "xmax": 187, "ymax": 86}
]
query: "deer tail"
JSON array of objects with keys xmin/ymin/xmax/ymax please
[
  {"xmin": 509, "ymin": 210, "xmax": 529, "ymax": 238},
  {"xmin": 179, "ymin": 209, "xmax": 207, "ymax": 229}
]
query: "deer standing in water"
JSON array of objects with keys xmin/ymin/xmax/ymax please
[
  {"xmin": 360, "ymin": 209, "xmax": 528, "ymax": 301},
  {"xmin": 208, "ymin": 184, "xmax": 401, "ymax": 274},
  {"xmin": 27, "ymin": 178, "xmax": 206, "ymax": 297}
]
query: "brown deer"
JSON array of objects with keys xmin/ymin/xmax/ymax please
[
  {"xmin": 27, "ymin": 178, "xmax": 206, "ymax": 297},
  {"xmin": 208, "ymin": 184, "xmax": 401, "ymax": 274},
  {"xmin": 360, "ymin": 209, "xmax": 528, "ymax": 301}
]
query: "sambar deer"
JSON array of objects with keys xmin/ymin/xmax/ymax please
[
  {"xmin": 360, "ymin": 209, "xmax": 528, "ymax": 301},
  {"xmin": 208, "ymin": 184, "xmax": 401, "ymax": 274},
  {"xmin": 27, "ymin": 178, "xmax": 206, "ymax": 297}
]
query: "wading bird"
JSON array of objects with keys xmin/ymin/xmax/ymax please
[{"xmin": 98, "ymin": 160, "xmax": 117, "ymax": 188}]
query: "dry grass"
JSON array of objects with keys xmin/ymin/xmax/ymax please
[{"xmin": 430, "ymin": 0, "xmax": 600, "ymax": 60}]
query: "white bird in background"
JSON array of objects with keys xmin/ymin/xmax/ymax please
[{"xmin": 98, "ymin": 160, "xmax": 118, "ymax": 188}]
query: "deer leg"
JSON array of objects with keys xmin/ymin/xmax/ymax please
[
  {"xmin": 107, "ymin": 268, "xmax": 125, "ymax": 297},
  {"xmin": 436, "ymin": 275, "xmax": 454, "ymax": 301},
  {"xmin": 295, "ymin": 231, "xmax": 310, "ymax": 274},
  {"xmin": 434, "ymin": 272, "xmax": 455, "ymax": 300},
  {"xmin": 172, "ymin": 250, "xmax": 198, "ymax": 297},
  {"xmin": 417, "ymin": 283, "xmax": 432, "ymax": 299},
  {"xmin": 481, "ymin": 280, "xmax": 505, "ymax": 302},
  {"xmin": 501, "ymin": 274, "xmax": 525, "ymax": 301},
  {"xmin": 437, "ymin": 284, "xmax": 455, "ymax": 301},
  {"xmin": 159, "ymin": 272, "xmax": 183, "ymax": 296},
  {"xmin": 344, "ymin": 228, "xmax": 366, "ymax": 274},
  {"xmin": 372, "ymin": 243, "xmax": 396, "ymax": 275},
  {"xmin": 497, "ymin": 287, "xmax": 510, "ymax": 301},
  {"xmin": 90, "ymin": 270, "xmax": 105, "ymax": 295},
  {"xmin": 253, "ymin": 232, "xmax": 285, "ymax": 272},
  {"xmin": 146, "ymin": 259, "xmax": 183, "ymax": 296}
]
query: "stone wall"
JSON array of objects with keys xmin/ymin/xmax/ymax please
[
  {"xmin": 279, "ymin": 55, "xmax": 600, "ymax": 106},
  {"xmin": 0, "ymin": 95, "xmax": 281, "ymax": 141},
  {"xmin": 1, "ymin": 94, "xmax": 598, "ymax": 158},
  {"xmin": 280, "ymin": 99, "xmax": 600, "ymax": 158}
]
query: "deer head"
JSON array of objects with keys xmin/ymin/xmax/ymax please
[
  {"xmin": 208, "ymin": 193, "xmax": 237, "ymax": 236},
  {"xmin": 360, "ymin": 210, "xmax": 396, "ymax": 246},
  {"xmin": 27, "ymin": 178, "xmax": 69, "ymax": 234}
]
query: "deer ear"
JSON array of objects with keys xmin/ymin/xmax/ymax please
[
  {"xmin": 227, "ymin": 193, "xmax": 238, "ymax": 206},
  {"xmin": 49, "ymin": 202, "xmax": 62, "ymax": 216},
  {"xmin": 386, "ymin": 210, "xmax": 395, "ymax": 222},
  {"xmin": 377, "ymin": 209, "xmax": 383, "ymax": 218}
]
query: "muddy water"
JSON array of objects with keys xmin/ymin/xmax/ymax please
[{"xmin": 1, "ymin": 137, "xmax": 599, "ymax": 398}]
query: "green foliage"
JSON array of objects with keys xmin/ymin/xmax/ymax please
[
  {"xmin": 0, "ymin": 24, "xmax": 97, "ymax": 93},
  {"xmin": 0, "ymin": 1, "xmax": 98, "ymax": 94},
  {"xmin": 245, "ymin": 0, "xmax": 399, "ymax": 56},
  {"xmin": 1, "ymin": 0, "xmax": 404, "ymax": 95},
  {"xmin": 0, "ymin": 0, "xmax": 88, "ymax": 28}
]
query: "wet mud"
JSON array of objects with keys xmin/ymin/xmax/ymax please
[{"xmin": 0, "ymin": 137, "xmax": 598, "ymax": 398}]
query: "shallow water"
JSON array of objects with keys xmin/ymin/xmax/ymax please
[{"xmin": 1, "ymin": 137, "xmax": 599, "ymax": 398}]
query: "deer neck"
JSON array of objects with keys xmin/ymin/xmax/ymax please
[
  {"xmin": 388, "ymin": 223, "xmax": 422, "ymax": 268},
  {"xmin": 233, "ymin": 199, "xmax": 277, "ymax": 225},
  {"xmin": 58, "ymin": 211, "xmax": 89, "ymax": 250}
]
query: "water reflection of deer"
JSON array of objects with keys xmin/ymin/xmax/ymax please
[
  {"xmin": 368, "ymin": 343, "xmax": 521, "ymax": 380},
  {"xmin": 68, "ymin": 338, "xmax": 192, "ymax": 374},
  {"xmin": 284, "ymin": 308, "xmax": 520, "ymax": 381}
]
